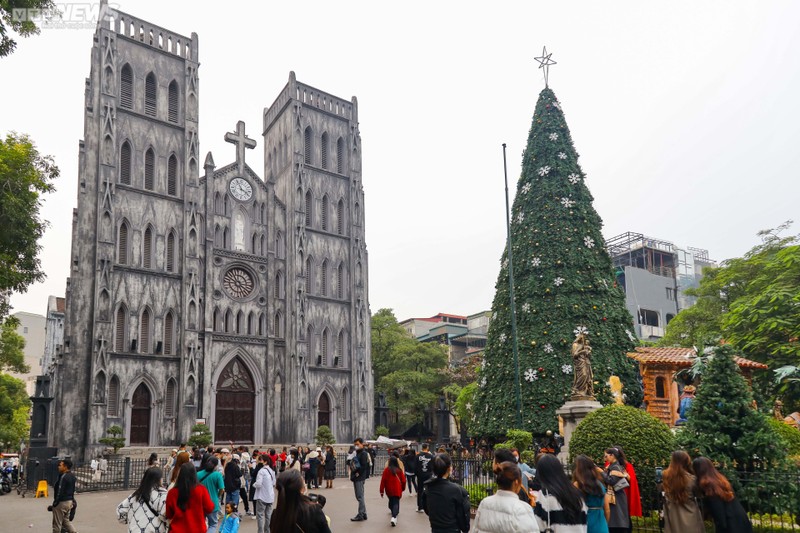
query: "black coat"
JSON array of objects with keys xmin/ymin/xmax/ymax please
[
  {"xmin": 350, "ymin": 449, "xmax": 370, "ymax": 482},
  {"xmin": 704, "ymin": 495, "xmax": 753, "ymax": 533},
  {"xmin": 422, "ymin": 477, "xmax": 471, "ymax": 533},
  {"xmin": 224, "ymin": 461, "xmax": 242, "ymax": 492}
]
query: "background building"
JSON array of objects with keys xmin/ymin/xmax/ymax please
[
  {"xmin": 607, "ymin": 232, "xmax": 715, "ymax": 340},
  {"xmin": 9, "ymin": 311, "xmax": 46, "ymax": 395},
  {"xmin": 42, "ymin": 296, "xmax": 65, "ymax": 375}
]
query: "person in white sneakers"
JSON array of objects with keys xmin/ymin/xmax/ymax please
[{"xmin": 252, "ymin": 454, "xmax": 276, "ymax": 533}]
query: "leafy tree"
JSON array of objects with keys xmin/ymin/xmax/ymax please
[
  {"xmin": 374, "ymin": 425, "xmax": 390, "ymax": 439},
  {"xmin": 454, "ymin": 382, "xmax": 478, "ymax": 434},
  {"xmin": 0, "ymin": 372, "xmax": 29, "ymax": 450},
  {"xmin": 473, "ymin": 88, "xmax": 641, "ymax": 436},
  {"xmin": 494, "ymin": 429, "xmax": 534, "ymax": 452},
  {"xmin": 678, "ymin": 345, "xmax": 787, "ymax": 471},
  {"xmin": 0, "ymin": 1, "xmax": 58, "ymax": 57},
  {"xmin": 187, "ymin": 423, "xmax": 212, "ymax": 448},
  {"xmin": 0, "ymin": 317, "xmax": 28, "ymax": 373},
  {"xmin": 98, "ymin": 424, "xmax": 126, "ymax": 454},
  {"xmin": 0, "ymin": 133, "xmax": 58, "ymax": 319},
  {"xmin": 315, "ymin": 425, "xmax": 335, "ymax": 446},
  {"xmin": 371, "ymin": 309, "xmax": 449, "ymax": 428}
]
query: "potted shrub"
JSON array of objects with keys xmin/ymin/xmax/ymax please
[
  {"xmin": 187, "ymin": 423, "xmax": 213, "ymax": 448},
  {"xmin": 98, "ymin": 425, "xmax": 126, "ymax": 457}
]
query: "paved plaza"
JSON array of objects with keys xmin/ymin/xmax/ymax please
[{"xmin": 1, "ymin": 477, "xmax": 443, "ymax": 532}]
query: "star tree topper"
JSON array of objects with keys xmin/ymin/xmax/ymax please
[{"xmin": 534, "ymin": 46, "xmax": 557, "ymax": 87}]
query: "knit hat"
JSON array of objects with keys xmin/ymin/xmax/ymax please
[{"xmin": 232, "ymin": 454, "xmax": 241, "ymax": 461}]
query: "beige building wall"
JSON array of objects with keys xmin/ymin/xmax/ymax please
[{"xmin": 11, "ymin": 311, "xmax": 46, "ymax": 395}]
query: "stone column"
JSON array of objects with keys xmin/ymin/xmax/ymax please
[{"xmin": 556, "ymin": 399, "xmax": 603, "ymax": 462}]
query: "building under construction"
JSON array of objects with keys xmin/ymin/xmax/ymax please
[{"xmin": 606, "ymin": 232, "xmax": 716, "ymax": 340}]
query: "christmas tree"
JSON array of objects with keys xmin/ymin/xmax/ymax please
[
  {"xmin": 474, "ymin": 87, "xmax": 642, "ymax": 436},
  {"xmin": 679, "ymin": 345, "xmax": 786, "ymax": 471}
]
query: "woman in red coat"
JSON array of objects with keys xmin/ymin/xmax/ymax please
[
  {"xmin": 379, "ymin": 455, "xmax": 407, "ymax": 527},
  {"xmin": 166, "ymin": 462, "xmax": 215, "ymax": 533}
]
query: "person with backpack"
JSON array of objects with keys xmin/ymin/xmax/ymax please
[
  {"xmin": 350, "ymin": 437, "xmax": 371, "ymax": 522},
  {"xmin": 415, "ymin": 443, "xmax": 434, "ymax": 512},
  {"xmin": 379, "ymin": 455, "xmax": 407, "ymax": 527}
]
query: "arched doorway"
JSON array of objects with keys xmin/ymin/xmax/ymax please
[
  {"xmin": 215, "ymin": 358, "xmax": 255, "ymax": 443},
  {"xmin": 130, "ymin": 384, "xmax": 151, "ymax": 446},
  {"xmin": 318, "ymin": 391, "xmax": 331, "ymax": 429}
]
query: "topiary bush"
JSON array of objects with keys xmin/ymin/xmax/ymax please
[
  {"xmin": 766, "ymin": 418, "xmax": 800, "ymax": 458},
  {"xmin": 569, "ymin": 404, "xmax": 675, "ymax": 512}
]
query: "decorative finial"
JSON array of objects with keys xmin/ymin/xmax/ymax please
[{"xmin": 534, "ymin": 46, "xmax": 557, "ymax": 88}]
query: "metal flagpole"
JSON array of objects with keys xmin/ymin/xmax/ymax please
[{"xmin": 502, "ymin": 143, "xmax": 523, "ymax": 429}]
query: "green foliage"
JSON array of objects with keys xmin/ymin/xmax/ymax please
[
  {"xmin": 374, "ymin": 425, "xmax": 390, "ymax": 439},
  {"xmin": 98, "ymin": 424, "xmax": 126, "ymax": 454},
  {"xmin": 0, "ymin": 133, "xmax": 58, "ymax": 319},
  {"xmin": 679, "ymin": 345, "xmax": 788, "ymax": 471},
  {"xmin": 371, "ymin": 309, "xmax": 450, "ymax": 428},
  {"xmin": 0, "ymin": 317, "xmax": 29, "ymax": 373},
  {"xmin": 315, "ymin": 425, "xmax": 335, "ymax": 446},
  {"xmin": 187, "ymin": 423, "xmax": 212, "ymax": 448},
  {"xmin": 466, "ymin": 482, "xmax": 495, "ymax": 508},
  {"xmin": 766, "ymin": 418, "xmax": 800, "ymax": 457},
  {"xmin": 0, "ymin": 372, "xmax": 29, "ymax": 450},
  {"xmin": 474, "ymin": 88, "xmax": 641, "ymax": 436},
  {"xmin": 495, "ymin": 429, "xmax": 534, "ymax": 452},
  {"xmin": 455, "ymin": 382, "xmax": 478, "ymax": 433},
  {"xmin": 0, "ymin": 1, "xmax": 58, "ymax": 56}
]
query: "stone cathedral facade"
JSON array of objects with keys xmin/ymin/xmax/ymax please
[{"xmin": 50, "ymin": 7, "xmax": 373, "ymax": 460}]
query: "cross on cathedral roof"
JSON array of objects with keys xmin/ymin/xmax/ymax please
[{"xmin": 225, "ymin": 120, "xmax": 256, "ymax": 174}]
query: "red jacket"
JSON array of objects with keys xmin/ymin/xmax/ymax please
[
  {"xmin": 379, "ymin": 467, "xmax": 406, "ymax": 498},
  {"xmin": 166, "ymin": 484, "xmax": 214, "ymax": 533}
]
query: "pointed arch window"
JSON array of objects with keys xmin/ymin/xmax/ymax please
[
  {"xmin": 320, "ymin": 260, "xmax": 328, "ymax": 296},
  {"xmin": 276, "ymin": 231, "xmax": 284, "ymax": 259},
  {"xmin": 337, "ymin": 330, "xmax": 345, "ymax": 367},
  {"xmin": 115, "ymin": 305, "xmax": 127, "ymax": 352},
  {"xmin": 120, "ymin": 64, "xmax": 133, "ymax": 109},
  {"xmin": 165, "ymin": 379, "xmax": 177, "ymax": 417},
  {"xmin": 337, "ymin": 199, "xmax": 344, "ymax": 235},
  {"xmin": 321, "ymin": 195, "xmax": 329, "ymax": 231},
  {"xmin": 168, "ymin": 80, "xmax": 179, "ymax": 123},
  {"xmin": 304, "ymin": 126, "xmax": 313, "ymax": 165},
  {"xmin": 163, "ymin": 311, "xmax": 174, "ymax": 355},
  {"xmin": 144, "ymin": 148, "xmax": 155, "ymax": 190},
  {"xmin": 274, "ymin": 311, "xmax": 283, "ymax": 338},
  {"xmin": 320, "ymin": 328, "xmax": 329, "ymax": 365},
  {"xmin": 215, "ymin": 193, "xmax": 223, "ymax": 214},
  {"xmin": 224, "ymin": 310, "xmax": 233, "ymax": 333},
  {"xmin": 212, "ymin": 307, "xmax": 220, "ymax": 331},
  {"xmin": 260, "ymin": 234, "xmax": 266, "ymax": 257},
  {"xmin": 140, "ymin": 308, "xmax": 151, "ymax": 353},
  {"xmin": 167, "ymin": 154, "xmax": 177, "ymax": 196},
  {"xmin": 166, "ymin": 231, "xmax": 176, "ymax": 272},
  {"xmin": 248, "ymin": 311, "xmax": 255, "ymax": 335},
  {"xmin": 305, "ymin": 257, "xmax": 313, "ymax": 294},
  {"xmin": 108, "ymin": 375, "xmax": 120, "ymax": 416},
  {"xmin": 321, "ymin": 132, "xmax": 329, "ymax": 169},
  {"xmin": 305, "ymin": 190, "xmax": 313, "ymax": 227},
  {"xmin": 337, "ymin": 137, "xmax": 345, "ymax": 173},
  {"xmin": 120, "ymin": 141, "xmax": 132, "ymax": 185},
  {"xmin": 145, "ymin": 72, "xmax": 157, "ymax": 116},
  {"xmin": 340, "ymin": 386, "xmax": 349, "ymax": 419},
  {"xmin": 142, "ymin": 226, "xmax": 153, "ymax": 269},
  {"xmin": 337, "ymin": 263, "xmax": 344, "ymax": 298},
  {"xmin": 118, "ymin": 222, "xmax": 129, "ymax": 264},
  {"xmin": 275, "ymin": 270, "xmax": 284, "ymax": 299},
  {"xmin": 307, "ymin": 325, "xmax": 315, "ymax": 361},
  {"xmin": 259, "ymin": 313, "xmax": 266, "ymax": 336}
]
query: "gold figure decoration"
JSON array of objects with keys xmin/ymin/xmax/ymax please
[
  {"xmin": 570, "ymin": 332, "xmax": 594, "ymax": 401},
  {"xmin": 774, "ymin": 399, "xmax": 784, "ymax": 421},
  {"xmin": 609, "ymin": 376, "xmax": 624, "ymax": 405}
]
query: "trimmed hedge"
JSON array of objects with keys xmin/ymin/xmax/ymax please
[
  {"xmin": 767, "ymin": 417, "xmax": 800, "ymax": 458},
  {"xmin": 569, "ymin": 405, "xmax": 675, "ymax": 511}
]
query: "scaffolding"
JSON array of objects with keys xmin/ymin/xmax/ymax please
[{"xmin": 606, "ymin": 232, "xmax": 678, "ymax": 279}]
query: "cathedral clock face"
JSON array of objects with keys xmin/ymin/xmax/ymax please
[
  {"xmin": 229, "ymin": 177, "xmax": 253, "ymax": 202},
  {"xmin": 223, "ymin": 267, "xmax": 255, "ymax": 299}
]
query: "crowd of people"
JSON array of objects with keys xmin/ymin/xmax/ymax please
[{"xmin": 41, "ymin": 437, "xmax": 755, "ymax": 533}]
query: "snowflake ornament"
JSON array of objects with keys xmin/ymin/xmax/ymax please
[
  {"xmin": 502, "ymin": 258, "xmax": 509, "ymax": 269},
  {"xmin": 521, "ymin": 183, "xmax": 532, "ymax": 194},
  {"xmin": 516, "ymin": 212, "xmax": 525, "ymax": 224},
  {"xmin": 568, "ymin": 173, "xmax": 581, "ymax": 184},
  {"xmin": 492, "ymin": 312, "xmax": 497, "ymax": 320},
  {"xmin": 537, "ymin": 166, "xmax": 552, "ymax": 176},
  {"xmin": 499, "ymin": 333, "xmax": 508, "ymax": 343},
  {"xmin": 574, "ymin": 325, "xmax": 590, "ymax": 336},
  {"xmin": 480, "ymin": 377, "xmax": 487, "ymax": 388},
  {"xmin": 562, "ymin": 364, "xmax": 573, "ymax": 375},
  {"xmin": 548, "ymin": 132, "xmax": 559, "ymax": 141},
  {"xmin": 552, "ymin": 100, "xmax": 562, "ymax": 110},
  {"xmin": 543, "ymin": 343, "xmax": 554, "ymax": 354},
  {"xmin": 626, "ymin": 330, "xmax": 636, "ymax": 342},
  {"xmin": 531, "ymin": 257, "xmax": 541, "ymax": 267},
  {"xmin": 558, "ymin": 152, "xmax": 567, "ymax": 160},
  {"xmin": 524, "ymin": 368, "xmax": 539, "ymax": 382},
  {"xmin": 554, "ymin": 277, "xmax": 565, "ymax": 286},
  {"xmin": 521, "ymin": 302, "xmax": 531, "ymax": 313},
  {"xmin": 584, "ymin": 236, "xmax": 595, "ymax": 248},
  {"xmin": 560, "ymin": 197, "xmax": 575, "ymax": 208},
  {"xmin": 481, "ymin": 359, "xmax": 487, "ymax": 370}
]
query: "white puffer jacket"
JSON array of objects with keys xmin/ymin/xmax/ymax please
[{"xmin": 473, "ymin": 490, "xmax": 540, "ymax": 533}]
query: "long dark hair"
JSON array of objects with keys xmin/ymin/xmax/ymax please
[
  {"xmin": 132, "ymin": 467, "xmax": 162, "ymax": 502},
  {"xmin": 271, "ymin": 469, "xmax": 306, "ymax": 533},
  {"xmin": 693, "ymin": 457, "xmax": 734, "ymax": 502},
  {"xmin": 387, "ymin": 455, "xmax": 401, "ymax": 475},
  {"xmin": 663, "ymin": 451, "xmax": 694, "ymax": 504},
  {"xmin": 175, "ymin": 462, "xmax": 198, "ymax": 511},
  {"xmin": 605, "ymin": 447, "xmax": 626, "ymax": 467},
  {"xmin": 536, "ymin": 454, "xmax": 585, "ymax": 523},
  {"xmin": 572, "ymin": 455, "xmax": 603, "ymax": 497}
]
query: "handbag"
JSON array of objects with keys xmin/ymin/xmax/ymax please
[{"xmin": 606, "ymin": 484, "xmax": 616, "ymax": 506}]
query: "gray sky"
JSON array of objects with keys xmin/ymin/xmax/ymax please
[{"xmin": 4, "ymin": 0, "xmax": 800, "ymax": 322}]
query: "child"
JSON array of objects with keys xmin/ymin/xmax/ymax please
[{"xmin": 220, "ymin": 502, "xmax": 240, "ymax": 533}]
